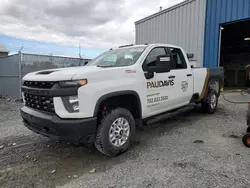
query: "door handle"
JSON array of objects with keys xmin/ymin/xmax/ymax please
[
  {"xmin": 187, "ymin": 74, "xmax": 192, "ymax": 77},
  {"xmin": 168, "ymin": 76, "xmax": 175, "ymax": 79}
]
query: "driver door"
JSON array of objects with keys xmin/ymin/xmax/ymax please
[{"xmin": 143, "ymin": 47, "xmax": 176, "ymax": 118}]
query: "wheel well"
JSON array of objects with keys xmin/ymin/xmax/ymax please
[
  {"xmin": 96, "ymin": 94, "xmax": 141, "ymax": 120},
  {"xmin": 204, "ymin": 80, "xmax": 220, "ymax": 100},
  {"xmin": 209, "ymin": 80, "xmax": 220, "ymax": 94}
]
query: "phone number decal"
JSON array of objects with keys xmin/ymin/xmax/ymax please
[{"xmin": 147, "ymin": 95, "xmax": 168, "ymax": 104}]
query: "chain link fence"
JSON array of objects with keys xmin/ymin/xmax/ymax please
[{"xmin": 0, "ymin": 53, "xmax": 90, "ymax": 99}]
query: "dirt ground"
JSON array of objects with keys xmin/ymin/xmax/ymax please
[{"xmin": 0, "ymin": 95, "xmax": 250, "ymax": 188}]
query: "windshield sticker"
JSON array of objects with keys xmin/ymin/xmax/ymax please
[
  {"xmin": 129, "ymin": 48, "xmax": 145, "ymax": 52},
  {"xmin": 125, "ymin": 54, "xmax": 133, "ymax": 59}
]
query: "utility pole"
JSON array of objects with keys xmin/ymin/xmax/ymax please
[
  {"xmin": 79, "ymin": 43, "xmax": 83, "ymax": 66},
  {"xmin": 19, "ymin": 46, "xmax": 23, "ymax": 53},
  {"xmin": 79, "ymin": 43, "xmax": 81, "ymax": 56},
  {"xmin": 18, "ymin": 46, "xmax": 24, "ymax": 100},
  {"xmin": 49, "ymin": 53, "xmax": 53, "ymax": 64}
]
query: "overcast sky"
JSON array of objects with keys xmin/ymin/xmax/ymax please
[{"xmin": 0, "ymin": 0, "xmax": 183, "ymax": 50}]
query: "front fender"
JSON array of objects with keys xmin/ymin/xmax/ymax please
[{"xmin": 77, "ymin": 78, "xmax": 141, "ymax": 118}]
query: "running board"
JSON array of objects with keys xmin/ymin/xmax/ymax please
[{"xmin": 145, "ymin": 105, "xmax": 196, "ymax": 125}]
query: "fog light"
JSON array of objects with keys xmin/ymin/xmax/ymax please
[
  {"xmin": 72, "ymin": 104, "xmax": 79, "ymax": 111},
  {"xmin": 68, "ymin": 96, "xmax": 79, "ymax": 112}
]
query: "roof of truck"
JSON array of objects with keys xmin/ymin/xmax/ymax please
[
  {"xmin": 148, "ymin": 43, "xmax": 181, "ymax": 48},
  {"xmin": 118, "ymin": 44, "xmax": 148, "ymax": 49},
  {"xmin": 118, "ymin": 43, "xmax": 181, "ymax": 49}
]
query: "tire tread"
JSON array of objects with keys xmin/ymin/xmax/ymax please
[{"xmin": 201, "ymin": 89, "xmax": 218, "ymax": 114}]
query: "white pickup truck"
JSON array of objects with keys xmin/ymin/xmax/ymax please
[{"xmin": 21, "ymin": 44, "xmax": 224, "ymax": 156}]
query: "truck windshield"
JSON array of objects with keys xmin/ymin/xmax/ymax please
[{"xmin": 87, "ymin": 47, "xmax": 146, "ymax": 67}]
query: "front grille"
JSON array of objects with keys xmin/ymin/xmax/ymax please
[
  {"xmin": 24, "ymin": 93, "xmax": 55, "ymax": 113},
  {"xmin": 23, "ymin": 81, "xmax": 55, "ymax": 89}
]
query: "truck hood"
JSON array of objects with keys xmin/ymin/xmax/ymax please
[{"xmin": 23, "ymin": 66, "xmax": 102, "ymax": 81}]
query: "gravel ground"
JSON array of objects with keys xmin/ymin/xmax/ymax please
[{"xmin": 0, "ymin": 95, "xmax": 250, "ymax": 188}]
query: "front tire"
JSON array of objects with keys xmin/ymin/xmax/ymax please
[
  {"xmin": 202, "ymin": 89, "xmax": 218, "ymax": 114},
  {"xmin": 95, "ymin": 108, "xmax": 135, "ymax": 156}
]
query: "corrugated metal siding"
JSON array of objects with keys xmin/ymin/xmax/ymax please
[
  {"xmin": 135, "ymin": 0, "xmax": 206, "ymax": 66},
  {"xmin": 204, "ymin": 0, "xmax": 250, "ymax": 67},
  {"xmin": 0, "ymin": 53, "xmax": 87, "ymax": 99}
]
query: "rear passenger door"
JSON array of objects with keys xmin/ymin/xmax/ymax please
[{"xmin": 167, "ymin": 47, "xmax": 193, "ymax": 108}]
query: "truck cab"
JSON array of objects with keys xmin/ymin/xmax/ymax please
[{"xmin": 21, "ymin": 44, "xmax": 224, "ymax": 156}]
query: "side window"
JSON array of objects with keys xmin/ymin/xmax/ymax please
[
  {"xmin": 144, "ymin": 47, "xmax": 167, "ymax": 69},
  {"xmin": 169, "ymin": 48, "xmax": 187, "ymax": 69}
]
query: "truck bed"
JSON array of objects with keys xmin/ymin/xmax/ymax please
[{"xmin": 192, "ymin": 67, "xmax": 224, "ymax": 99}]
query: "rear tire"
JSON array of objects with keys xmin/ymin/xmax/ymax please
[
  {"xmin": 201, "ymin": 89, "xmax": 218, "ymax": 114},
  {"xmin": 242, "ymin": 133, "xmax": 250, "ymax": 147},
  {"xmin": 247, "ymin": 109, "xmax": 250, "ymax": 126},
  {"xmin": 95, "ymin": 108, "xmax": 135, "ymax": 156}
]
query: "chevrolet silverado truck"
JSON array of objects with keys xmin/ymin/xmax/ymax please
[{"xmin": 21, "ymin": 44, "xmax": 224, "ymax": 156}]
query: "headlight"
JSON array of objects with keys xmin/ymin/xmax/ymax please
[{"xmin": 60, "ymin": 79, "xmax": 87, "ymax": 87}]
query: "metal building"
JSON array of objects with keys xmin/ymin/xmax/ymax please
[
  {"xmin": 135, "ymin": 0, "xmax": 207, "ymax": 67},
  {"xmin": 135, "ymin": 0, "xmax": 250, "ymax": 87}
]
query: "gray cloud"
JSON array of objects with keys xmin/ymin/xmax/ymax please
[{"xmin": 0, "ymin": 0, "xmax": 183, "ymax": 49}]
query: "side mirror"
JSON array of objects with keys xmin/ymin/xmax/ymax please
[
  {"xmin": 80, "ymin": 61, "xmax": 88, "ymax": 66},
  {"xmin": 187, "ymin": 53, "xmax": 194, "ymax": 59},
  {"xmin": 147, "ymin": 55, "xmax": 171, "ymax": 73}
]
